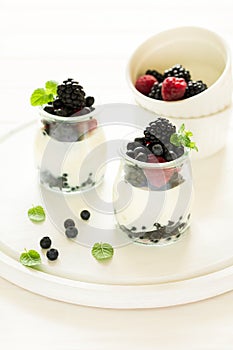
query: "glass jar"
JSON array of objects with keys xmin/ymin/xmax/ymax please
[
  {"xmin": 34, "ymin": 106, "xmax": 106, "ymax": 193},
  {"xmin": 113, "ymin": 145, "xmax": 193, "ymax": 246}
]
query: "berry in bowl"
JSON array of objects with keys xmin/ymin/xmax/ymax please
[
  {"xmin": 127, "ymin": 26, "xmax": 232, "ymax": 159},
  {"xmin": 31, "ymin": 78, "xmax": 106, "ymax": 193},
  {"xmin": 113, "ymin": 118, "xmax": 197, "ymax": 246}
]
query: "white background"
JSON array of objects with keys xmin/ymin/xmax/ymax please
[{"xmin": 1, "ymin": 0, "xmax": 233, "ymax": 349}]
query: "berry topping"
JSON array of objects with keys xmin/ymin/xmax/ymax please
[
  {"xmin": 57, "ymin": 78, "xmax": 86, "ymax": 110},
  {"xmin": 135, "ymin": 75, "xmax": 157, "ymax": 95},
  {"xmin": 164, "ymin": 64, "xmax": 191, "ymax": 82},
  {"xmin": 151, "ymin": 143, "xmax": 163, "ymax": 156},
  {"xmin": 148, "ymin": 82, "xmax": 162, "ymax": 100},
  {"xmin": 40, "ymin": 236, "xmax": 52, "ymax": 249},
  {"xmin": 145, "ymin": 69, "xmax": 164, "ymax": 83},
  {"xmin": 80, "ymin": 210, "xmax": 91, "ymax": 221},
  {"xmin": 135, "ymin": 64, "xmax": 207, "ymax": 101},
  {"xmin": 46, "ymin": 248, "xmax": 59, "ymax": 261},
  {"xmin": 85, "ymin": 96, "xmax": 95, "ymax": 107},
  {"xmin": 161, "ymin": 77, "xmax": 187, "ymax": 101},
  {"xmin": 64, "ymin": 218, "xmax": 75, "ymax": 228},
  {"xmin": 65, "ymin": 226, "xmax": 78, "ymax": 238},
  {"xmin": 144, "ymin": 118, "xmax": 176, "ymax": 144},
  {"xmin": 184, "ymin": 80, "xmax": 208, "ymax": 98}
]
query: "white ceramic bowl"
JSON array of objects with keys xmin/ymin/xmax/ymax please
[{"xmin": 126, "ymin": 26, "xmax": 233, "ymax": 158}]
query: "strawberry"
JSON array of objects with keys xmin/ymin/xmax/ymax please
[
  {"xmin": 161, "ymin": 77, "xmax": 187, "ymax": 101},
  {"xmin": 135, "ymin": 75, "xmax": 157, "ymax": 95},
  {"xmin": 144, "ymin": 154, "xmax": 176, "ymax": 188}
]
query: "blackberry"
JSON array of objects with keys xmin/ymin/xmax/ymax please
[
  {"xmin": 145, "ymin": 69, "xmax": 164, "ymax": 83},
  {"xmin": 40, "ymin": 236, "xmax": 52, "ymax": 249},
  {"xmin": 46, "ymin": 248, "xmax": 59, "ymax": 261},
  {"xmin": 57, "ymin": 78, "xmax": 86, "ymax": 110},
  {"xmin": 164, "ymin": 64, "xmax": 191, "ymax": 82},
  {"xmin": 185, "ymin": 80, "xmax": 207, "ymax": 98},
  {"xmin": 148, "ymin": 82, "xmax": 162, "ymax": 100},
  {"xmin": 144, "ymin": 118, "xmax": 176, "ymax": 145}
]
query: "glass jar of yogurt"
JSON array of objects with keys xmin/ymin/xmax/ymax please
[
  {"xmin": 34, "ymin": 106, "xmax": 106, "ymax": 193},
  {"xmin": 113, "ymin": 143, "xmax": 193, "ymax": 246}
]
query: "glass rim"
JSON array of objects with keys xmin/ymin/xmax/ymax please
[
  {"xmin": 120, "ymin": 142, "xmax": 190, "ymax": 169},
  {"xmin": 38, "ymin": 104, "xmax": 102, "ymax": 123}
]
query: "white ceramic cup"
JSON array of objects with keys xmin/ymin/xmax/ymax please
[{"xmin": 126, "ymin": 26, "xmax": 233, "ymax": 158}]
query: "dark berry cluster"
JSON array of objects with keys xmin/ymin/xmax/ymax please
[
  {"xmin": 136, "ymin": 64, "xmax": 207, "ymax": 101},
  {"xmin": 44, "ymin": 78, "xmax": 95, "ymax": 117},
  {"xmin": 126, "ymin": 117, "xmax": 184, "ymax": 163},
  {"xmin": 163, "ymin": 64, "xmax": 191, "ymax": 82},
  {"xmin": 64, "ymin": 218, "xmax": 78, "ymax": 238}
]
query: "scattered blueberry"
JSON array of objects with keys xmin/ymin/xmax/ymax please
[
  {"xmin": 46, "ymin": 248, "xmax": 59, "ymax": 261},
  {"xmin": 65, "ymin": 226, "xmax": 78, "ymax": 238},
  {"xmin": 40, "ymin": 236, "xmax": 52, "ymax": 249},
  {"xmin": 64, "ymin": 218, "xmax": 75, "ymax": 228},
  {"xmin": 80, "ymin": 210, "xmax": 90, "ymax": 221}
]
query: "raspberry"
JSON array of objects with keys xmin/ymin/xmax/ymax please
[
  {"xmin": 185, "ymin": 80, "xmax": 207, "ymax": 98},
  {"xmin": 164, "ymin": 64, "xmax": 191, "ymax": 82},
  {"xmin": 135, "ymin": 75, "xmax": 157, "ymax": 95},
  {"xmin": 161, "ymin": 77, "xmax": 187, "ymax": 101},
  {"xmin": 145, "ymin": 154, "xmax": 175, "ymax": 188}
]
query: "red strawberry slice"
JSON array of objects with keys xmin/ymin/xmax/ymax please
[
  {"xmin": 144, "ymin": 154, "xmax": 176, "ymax": 188},
  {"xmin": 162, "ymin": 77, "xmax": 187, "ymax": 101},
  {"xmin": 135, "ymin": 74, "xmax": 157, "ymax": 95}
]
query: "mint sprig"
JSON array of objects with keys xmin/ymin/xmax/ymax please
[
  {"xmin": 170, "ymin": 123, "xmax": 198, "ymax": 151},
  {"xmin": 30, "ymin": 80, "xmax": 58, "ymax": 106},
  {"xmin": 28, "ymin": 205, "xmax": 46, "ymax": 223},
  {"xmin": 92, "ymin": 242, "xmax": 114, "ymax": 261},
  {"xmin": 20, "ymin": 249, "xmax": 42, "ymax": 267}
]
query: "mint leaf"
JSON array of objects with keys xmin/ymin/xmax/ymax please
[
  {"xmin": 178, "ymin": 123, "xmax": 185, "ymax": 133},
  {"xmin": 45, "ymin": 80, "xmax": 58, "ymax": 95},
  {"xmin": 30, "ymin": 88, "xmax": 51, "ymax": 106},
  {"xmin": 170, "ymin": 133, "xmax": 181, "ymax": 147},
  {"xmin": 30, "ymin": 80, "xmax": 58, "ymax": 106},
  {"xmin": 170, "ymin": 124, "xmax": 198, "ymax": 152},
  {"xmin": 28, "ymin": 205, "xmax": 46, "ymax": 223},
  {"xmin": 20, "ymin": 249, "xmax": 41, "ymax": 267},
  {"xmin": 92, "ymin": 242, "xmax": 114, "ymax": 261}
]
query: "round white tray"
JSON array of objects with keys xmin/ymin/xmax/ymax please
[{"xmin": 1, "ymin": 105, "xmax": 233, "ymax": 309}]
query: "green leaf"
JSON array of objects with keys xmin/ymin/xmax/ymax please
[
  {"xmin": 92, "ymin": 242, "xmax": 114, "ymax": 261},
  {"xmin": 170, "ymin": 123, "xmax": 198, "ymax": 152},
  {"xmin": 45, "ymin": 80, "xmax": 58, "ymax": 95},
  {"xmin": 30, "ymin": 88, "xmax": 50, "ymax": 106},
  {"xmin": 20, "ymin": 249, "xmax": 41, "ymax": 267},
  {"xmin": 178, "ymin": 123, "xmax": 185, "ymax": 133},
  {"xmin": 28, "ymin": 205, "xmax": 46, "ymax": 223},
  {"xmin": 170, "ymin": 133, "xmax": 181, "ymax": 147}
]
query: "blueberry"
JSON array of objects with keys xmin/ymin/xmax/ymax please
[
  {"xmin": 127, "ymin": 142, "xmax": 136, "ymax": 151},
  {"xmin": 151, "ymin": 144, "xmax": 163, "ymax": 156},
  {"xmin": 40, "ymin": 236, "xmax": 52, "ymax": 249},
  {"xmin": 46, "ymin": 248, "xmax": 59, "ymax": 261},
  {"xmin": 80, "ymin": 210, "xmax": 90, "ymax": 221},
  {"xmin": 64, "ymin": 218, "xmax": 75, "ymax": 228},
  {"xmin": 135, "ymin": 152, "xmax": 147, "ymax": 162},
  {"xmin": 65, "ymin": 226, "xmax": 78, "ymax": 238},
  {"xmin": 134, "ymin": 147, "xmax": 148, "ymax": 157},
  {"xmin": 126, "ymin": 150, "xmax": 135, "ymax": 159}
]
